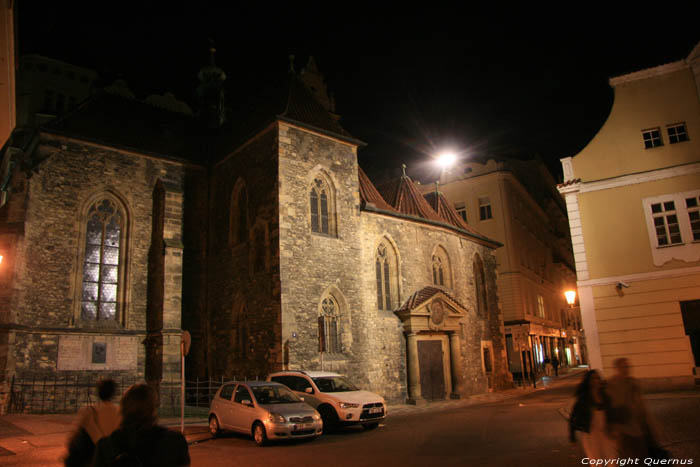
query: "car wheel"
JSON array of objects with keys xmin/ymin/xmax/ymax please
[
  {"xmin": 362, "ymin": 422, "xmax": 379, "ymax": 430},
  {"xmin": 319, "ymin": 405, "xmax": 339, "ymax": 433},
  {"xmin": 208, "ymin": 415, "xmax": 220, "ymax": 437},
  {"xmin": 253, "ymin": 422, "xmax": 268, "ymax": 446}
]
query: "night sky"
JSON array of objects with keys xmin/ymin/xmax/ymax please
[{"xmin": 17, "ymin": 4, "xmax": 698, "ymax": 182}]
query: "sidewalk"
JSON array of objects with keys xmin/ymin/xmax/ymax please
[{"xmin": 0, "ymin": 366, "xmax": 589, "ymax": 455}]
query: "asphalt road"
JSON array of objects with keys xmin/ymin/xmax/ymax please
[{"xmin": 189, "ymin": 377, "xmax": 700, "ymax": 467}]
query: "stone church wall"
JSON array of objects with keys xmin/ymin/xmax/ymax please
[
  {"xmin": 278, "ymin": 124, "xmax": 366, "ymax": 381},
  {"xmin": 4, "ymin": 133, "xmax": 185, "ymax": 388},
  {"xmin": 206, "ymin": 127, "xmax": 281, "ymax": 379}
]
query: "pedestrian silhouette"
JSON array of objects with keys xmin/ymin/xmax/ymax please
[
  {"xmin": 64, "ymin": 378, "xmax": 120, "ymax": 467},
  {"xmin": 569, "ymin": 370, "xmax": 617, "ymax": 460},
  {"xmin": 91, "ymin": 383, "xmax": 190, "ymax": 466}
]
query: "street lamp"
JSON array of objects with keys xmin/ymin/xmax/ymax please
[
  {"xmin": 436, "ymin": 151, "xmax": 457, "ymax": 170},
  {"xmin": 564, "ymin": 290, "xmax": 576, "ymax": 308}
]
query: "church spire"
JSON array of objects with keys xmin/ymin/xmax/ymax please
[{"xmin": 195, "ymin": 39, "xmax": 226, "ymax": 129}]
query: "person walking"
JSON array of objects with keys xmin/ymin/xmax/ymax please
[
  {"xmin": 64, "ymin": 378, "xmax": 121, "ymax": 467},
  {"xmin": 569, "ymin": 370, "xmax": 617, "ymax": 460},
  {"xmin": 552, "ymin": 356, "xmax": 560, "ymax": 377},
  {"xmin": 606, "ymin": 357, "xmax": 667, "ymax": 459},
  {"xmin": 91, "ymin": 383, "xmax": 190, "ymax": 467}
]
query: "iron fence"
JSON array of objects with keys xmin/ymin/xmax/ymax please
[{"xmin": 4, "ymin": 373, "xmax": 264, "ymax": 415}]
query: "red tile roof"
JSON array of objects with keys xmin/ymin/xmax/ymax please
[
  {"xmin": 375, "ymin": 176, "xmax": 443, "ymax": 222},
  {"xmin": 423, "ymin": 190, "xmax": 484, "ymax": 237},
  {"xmin": 395, "ymin": 286, "xmax": 468, "ymax": 313},
  {"xmin": 358, "ymin": 167, "xmax": 397, "ymax": 212}
]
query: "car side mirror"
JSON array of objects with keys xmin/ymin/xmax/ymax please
[{"xmin": 305, "ymin": 387, "xmax": 313, "ymax": 394}]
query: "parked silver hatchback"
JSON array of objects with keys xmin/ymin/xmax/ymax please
[{"xmin": 208, "ymin": 381, "xmax": 323, "ymax": 446}]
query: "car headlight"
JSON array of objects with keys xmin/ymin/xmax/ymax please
[
  {"xmin": 312, "ymin": 412, "xmax": 321, "ymax": 421},
  {"xmin": 339, "ymin": 402, "xmax": 360, "ymax": 409},
  {"xmin": 268, "ymin": 412, "xmax": 286, "ymax": 423}
]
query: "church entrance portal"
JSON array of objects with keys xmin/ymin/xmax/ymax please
[{"xmin": 418, "ymin": 340, "xmax": 445, "ymax": 400}]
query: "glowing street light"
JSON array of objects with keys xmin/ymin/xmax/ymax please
[
  {"xmin": 436, "ymin": 151, "xmax": 457, "ymax": 170},
  {"xmin": 564, "ymin": 290, "xmax": 576, "ymax": 307}
]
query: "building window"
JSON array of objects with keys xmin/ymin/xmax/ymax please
[
  {"xmin": 81, "ymin": 199, "xmax": 124, "ymax": 322},
  {"xmin": 651, "ymin": 201, "xmax": 683, "ymax": 246},
  {"xmin": 667, "ymin": 123, "xmax": 688, "ymax": 144},
  {"xmin": 643, "ymin": 190, "xmax": 700, "ymax": 266},
  {"xmin": 454, "ymin": 202, "xmax": 467, "ymax": 222},
  {"xmin": 319, "ymin": 297, "xmax": 341, "ymax": 354},
  {"xmin": 686, "ymin": 196, "xmax": 700, "ymax": 242},
  {"xmin": 310, "ymin": 177, "xmax": 336, "ymax": 236},
  {"xmin": 474, "ymin": 254, "xmax": 488, "ymax": 317},
  {"xmin": 431, "ymin": 246, "xmax": 452, "ymax": 288},
  {"xmin": 537, "ymin": 294, "xmax": 545, "ymax": 318},
  {"xmin": 642, "ymin": 128, "xmax": 663, "ymax": 149},
  {"xmin": 229, "ymin": 180, "xmax": 248, "ymax": 245},
  {"xmin": 376, "ymin": 244, "xmax": 391, "ymax": 310},
  {"xmin": 479, "ymin": 197, "xmax": 492, "ymax": 220},
  {"xmin": 432, "ymin": 255, "xmax": 445, "ymax": 286}
]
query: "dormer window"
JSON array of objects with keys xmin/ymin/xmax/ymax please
[
  {"xmin": 667, "ymin": 123, "xmax": 688, "ymax": 144},
  {"xmin": 642, "ymin": 128, "xmax": 663, "ymax": 149}
]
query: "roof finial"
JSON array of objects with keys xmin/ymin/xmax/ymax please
[
  {"xmin": 208, "ymin": 38, "xmax": 217, "ymax": 66},
  {"xmin": 289, "ymin": 54, "xmax": 296, "ymax": 73},
  {"xmin": 434, "ymin": 180, "xmax": 440, "ymax": 195},
  {"xmin": 401, "ymin": 164, "xmax": 407, "ymax": 177}
]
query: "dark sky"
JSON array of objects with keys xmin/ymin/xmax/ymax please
[{"xmin": 17, "ymin": 4, "xmax": 698, "ymax": 182}]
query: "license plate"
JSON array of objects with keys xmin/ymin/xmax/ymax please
[
  {"xmin": 369, "ymin": 407, "xmax": 382, "ymax": 414},
  {"xmin": 294, "ymin": 423, "xmax": 313, "ymax": 430}
]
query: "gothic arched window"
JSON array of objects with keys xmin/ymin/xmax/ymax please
[
  {"xmin": 474, "ymin": 253, "xmax": 488, "ymax": 317},
  {"xmin": 309, "ymin": 176, "xmax": 336, "ymax": 236},
  {"xmin": 375, "ymin": 242, "xmax": 398, "ymax": 310},
  {"xmin": 319, "ymin": 296, "xmax": 341, "ymax": 353},
  {"xmin": 230, "ymin": 180, "xmax": 248, "ymax": 245},
  {"xmin": 81, "ymin": 198, "xmax": 125, "ymax": 322},
  {"xmin": 431, "ymin": 246, "xmax": 451, "ymax": 288}
]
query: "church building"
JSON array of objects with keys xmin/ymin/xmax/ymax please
[{"xmin": 0, "ymin": 54, "xmax": 510, "ymax": 408}]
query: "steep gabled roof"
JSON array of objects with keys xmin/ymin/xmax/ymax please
[
  {"xmin": 42, "ymin": 92, "xmax": 199, "ymax": 163},
  {"xmin": 358, "ymin": 166, "xmax": 397, "ymax": 212},
  {"xmin": 423, "ymin": 190, "xmax": 484, "ymax": 236},
  {"xmin": 375, "ymin": 175, "xmax": 444, "ymax": 222}
]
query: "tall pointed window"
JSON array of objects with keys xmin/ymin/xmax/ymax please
[
  {"xmin": 309, "ymin": 176, "xmax": 336, "ymax": 236},
  {"xmin": 230, "ymin": 180, "xmax": 248, "ymax": 245},
  {"xmin": 431, "ymin": 246, "xmax": 451, "ymax": 288},
  {"xmin": 376, "ymin": 244, "xmax": 392, "ymax": 310},
  {"xmin": 474, "ymin": 254, "xmax": 488, "ymax": 317},
  {"xmin": 318, "ymin": 297, "xmax": 341, "ymax": 354},
  {"xmin": 81, "ymin": 199, "xmax": 124, "ymax": 321}
]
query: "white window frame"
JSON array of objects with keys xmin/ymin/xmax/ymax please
[
  {"xmin": 642, "ymin": 127, "xmax": 663, "ymax": 149},
  {"xmin": 479, "ymin": 197, "xmax": 493, "ymax": 220},
  {"xmin": 536, "ymin": 294, "xmax": 545, "ymax": 318},
  {"xmin": 643, "ymin": 189, "xmax": 700, "ymax": 266},
  {"xmin": 667, "ymin": 123, "xmax": 688, "ymax": 144}
]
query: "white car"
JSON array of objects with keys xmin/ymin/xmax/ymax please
[
  {"xmin": 268, "ymin": 370, "xmax": 386, "ymax": 432},
  {"xmin": 208, "ymin": 381, "xmax": 323, "ymax": 446}
]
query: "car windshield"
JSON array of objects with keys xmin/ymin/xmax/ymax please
[
  {"xmin": 251, "ymin": 385, "xmax": 302, "ymax": 404},
  {"xmin": 312, "ymin": 376, "xmax": 358, "ymax": 392}
]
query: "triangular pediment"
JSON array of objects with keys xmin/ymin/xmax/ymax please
[{"xmin": 394, "ymin": 286, "xmax": 467, "ymax": 333}]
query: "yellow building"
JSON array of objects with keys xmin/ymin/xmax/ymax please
[
  {"xmin": 422, "ymin": 157, "xmax": 584, "ymax": 382},
  {"xmin": 558, "ymin": 42, "xmax": 700, "ymax": 390},
  {"xmin": 0, "ymin": 0, "xmax": 15, "ymax": 147}
]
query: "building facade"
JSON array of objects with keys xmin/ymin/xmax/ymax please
[
  {"xmin": 558, "ymin": 42, "xmax": 700, "ymax": 390},
  {"xmin": 0, "ymin": 56, "xmax": 511, "ymax": 409},
  {"xmin": 423, "ymin": 158, "xmax": 584, "ymax": 381}
]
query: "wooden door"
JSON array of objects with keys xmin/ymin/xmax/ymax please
[{"xmin": 418, "ymin": 340, "xmax": 445, "ymax": 400}]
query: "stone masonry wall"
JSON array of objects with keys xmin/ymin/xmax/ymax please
[
  {"xmin": 206, "ymin": 128, "xmax": 281, "ymax": 380},
  {"xmin": 6, "ymin": 133, "xmax": 185, "ymax": 384}
]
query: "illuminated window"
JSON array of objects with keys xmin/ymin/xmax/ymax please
[
  {"xmin": 537, "ymin": 294, "xmax": 545, "ymax": 318},
  {"xmin": 81, "ymin": 198, "xmax": 124, "ymax": 322},
  {"xmin": 479, "ymin": 197, "xmax": 492, "ymax": 220},
  {"xmin": 642, "ymin": 128, "xmax": 663, "ymax": 149},
  {"xmin": 319, "ymin": 297, "xmax": 341, "ymax": 353},
  {"xmin": 667, "ymin": 123, "xmax": 688, "ymax": 144},
  {"xmin": 309, "ymin": 176, "xmax": 336, "ymax": 236},
  {"xmin": 454, "ymin": 201, "xmax": 467, "ymax": 222}
]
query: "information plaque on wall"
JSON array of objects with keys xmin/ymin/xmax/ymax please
[{"xmin": 58, "ymin": 335, "xmax": 139, "ymax": 370}]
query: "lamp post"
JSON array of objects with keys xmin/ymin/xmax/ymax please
[{"xmin": 564, "ymin": 290, "xmax": 576, "ymax": 308}]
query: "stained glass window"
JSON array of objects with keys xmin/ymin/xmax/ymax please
[
  {"xmin": 319, "ymin": 297, "xmax": 340, "ymax": 353},
  {"xmin": 81, "ymin": 199, "xmax": 123, "ymax": 321}
]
